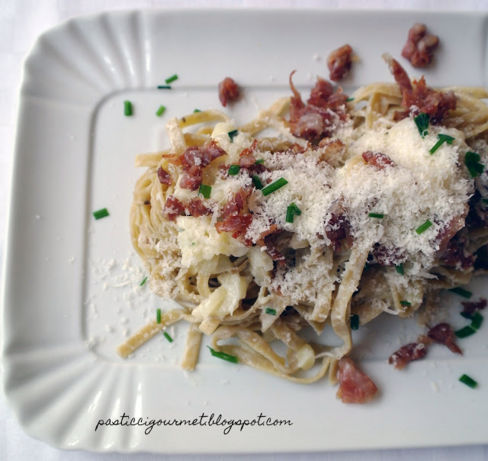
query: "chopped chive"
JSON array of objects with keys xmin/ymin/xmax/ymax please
[
  {"xmin": 471, "ymin": 312, "xmax": 484, "ymax": 330},
  {"xmin": 429, "ymin": 133, "xmax": 455, "ymax": 154},
  {"xmin": 165, "ymin": 74, "xmax": 178, "ymax": 84},
  {"xmin": 449, "ymin": 287, "xmax": 472, "ymax": 299},
  {"xmin": 207, "ymin": 346, "xmax": 238, "ymax": 364},
  {"xmin": 465, "ymin": 151, "xmax": 485, "ymax": 178},
  {"xmin": 285, "ymin": 203, "xmax": 302, "ymax": 223},
  {"xmin": 459, "ymin": 374, "xmax": 478, "ymax": 388},
  {"xmin": 350, "ymin": 314, "xmax": 360, "ymax": 330},
  {"xmin": 199, "ymin": 184, "xmax": 212, "ymax": 199},
  {"xmin": 255, "ymin": 159, "xmax": 265, "ymax": 165},
  {"xmin": 460, "ymin": 311, "xmax": 473, "ymax": 319},
  {"xmin": 415, "ymin": 219, "xmax": 433, "ymax": 235},
  {"xmin": 140, "ymin": 276, "xmax": 148, "ymax": 287},
  {"xmin": 368, "ymin": 212, "xmax": 384, "ymax": 219},
  {"xmin": 346, "ymin": 97, "xmax": 355, "ymax": 102},
  {"xmin": 482, "ymin": 198, "xmax": 488, "ymax": 204},
  {"xmin": 265, "ymin": 307, "xmax": 277, "ymax": 315},
  {"xmin": 228, "ymin": 129, "xmax": 238, "ymax": 142},
  {"xmin": 395, "ymin": 264, "xmax": 405, "ymax": 275},
  {"xmin": 93, "ymin": 208, "xmax": 109, "ymax": 220},
  {"xmin": 262, "ymin": 177, "xmax": 288, "ymax": 196},
  {"xmin": 156, "ymin": 105, "xmax": 166, "ymax": 117},
  {"xmin": 455, "ymin": 325, "xmax": 476, "ymax": 338},
  {"xmin": 156, "ymin": 308, "xmax": 162, "ymax": 324},
  {"xmin": 252, "ymin": 175, "xmax": 263, "ymax": 190},
  {"xmin": 228, "ymin": 164, "xmax": 240, "ymax": 176},
  {"xmin": 163, "ymin": 331, "xmax": 173, "ymax": 342},
  {"xmin": 157, "ymin": 85, "xmax": 171, "ymax": 89},
  {"xmin": 193, "ymin": 109, "xmax": 201, "ymax": 113},
  {"xmin": 414, "ymin": 112, "xmax": 430, "ymax": 138},
  {"xmin": 400, "ymin": 300, "xmax": 412, "ymax": 307},
  {"xmin": 124, "ymin": 100, "xmax": 133, "ymax": 116}
]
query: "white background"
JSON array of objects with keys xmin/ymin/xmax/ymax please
[{"xmin": 2, "ymin": 0, "xmax": 488, "ymax": 460}]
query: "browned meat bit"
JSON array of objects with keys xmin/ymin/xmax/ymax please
[
  {"xmin": 327, "ymin": 44, "xmax": 354, "ymax": 81},
  {"xmin": 362, "ymin": 151, "xmax": 396, "ymax": 170},
  {"xmin": 178, "ymin": 142, "xmax": 227, "ymax": 190},
  {"xmin": 371, "ymin": 244, "xmax": 405, "ymax": 266},
  {"xmin": 163, "ymin": 195, "xmax": 185, "ymax": 221},
  {"xmin": 157, "ymin": 166, "xmax": 172, "ymax": 185},
  {"xmin": 438, "ymin": 235, "xmax": 474, "ymax": 270},
  {"xmin": 216, "ymin": 188, "xmax": 253, "ymax": 244},
  {"xmin": 427, "ymin": 323, "xmax": 462, "ymax": 355},
  {"xmin": 218, "ymin": 77, "xmax": 240, "ymax": 107},
  {"xmin": 325, "ymin": 212, "xmax": 351, "ymax": 252},
  {"xmin": 383, "ymin": 54, "xmax": 456, "ymax": 124},
  {"xmin": 388, "ymin": 342, "xmax": 428, "ymax": 369},
  {"xmin": 288, "ymin": 71, "xmax": 348, "ymax": 144},
  {"xmin": 186, "ymin": 198, "xmax": 212, "ymax": 217},
  {"xmin": 461, "ymin": 298, "xmax": 487, "ymax": 317},
  {"xmin": 402, "ymin": 23, "xmax": 439, "ymax": 68},
  {"xmin": 317, "ymin": 139, "xmax": 346, "ymax": 167},
  {"xmin": 336, "ymin": 357, "xmax": 378, "ymax": 404}
]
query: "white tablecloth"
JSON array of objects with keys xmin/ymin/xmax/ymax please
[{"xmin": 2, "ymin": 0, "xmax": 488, "ymax": 459}]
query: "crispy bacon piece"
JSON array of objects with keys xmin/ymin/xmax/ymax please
[
  {"xmin": 461, "ymin": 298, "xmax": 487, "ymax": 317},
  {"xmin": 427, "ymin": 323, "xmax": 462, "ymax": 355},
  {"xmin": 215, "ymin": 214, "xmax": 253, "ymax": 240},
  {"xmin": 256, "ymin": 225, "xmax": 287, "ymax": 263},
  {"xmin": 288, "ymin": 72, "xmax": 348, "ymax": 144},
  {"xmin": 388, "ymin": 342, "xmax": 428, "ymax": 369},
  {"xmin": 220, "ymin": 189, "xmax": 251, "ymax": 219},
  {"xmin": 317, "ymin": 139, "xmax": 346, "ymax": 167},
  {"xmin": 362, "ymin": 151, "xmax": 396, "ymax": 170},
  {"xmin": 384, "ymin": 54, "xmax": 456, "ymax": 124},
  {"xmin": 178, "ymin": 142, "xmax": 227, "ymax": 190},
  {"xmin": 218, "ymin": 77, "xmax": 240, "ymax": 107},
  {"xmin": 327, "ymin": 44, "xmax": 354, "ymax": 81},
  {"xmin": 187, "ymin": 198, "xmax": 212, "ymax": 217},
  {"xmin": 371, "ymin": 244, "xmax": 405, "ymax": 266},
  {"xmin": 336, "ymin": 357, "xmax": 378, "ymax": 404},
  {"xmin": 325, "ymin": 212, "xmax": 351, "ymax": 251},
  {"xmin": 438, "ymin": 235, "xmax": 474, "ymax": 270},
  {"xmin": 402, "ymin": 23, "xmax": 439, "ymax": 68},
  {"xmin": 435, "ymin": 213, "xmax": 467, "ymax": 253},
  {"xmin": 163, "ymin": 195, "xmax": 185, "ymax": 221},
  {"xmin": 157, "ymin": 167, "xmax": 172, "ymax": 185}
]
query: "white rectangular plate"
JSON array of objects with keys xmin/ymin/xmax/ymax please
[{"xmin": 3, "ymin": 9, "xmax": 488, "ymax": 454}]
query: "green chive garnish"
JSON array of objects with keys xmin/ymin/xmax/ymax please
[
  {"xmin": 400, "ymin": 300, "xmax": 412, "ymax": 307},
  {"xmin": 163, "ymin": 331, "xmax": 173, "ymax": 342},
  {"xmin": 156, "ymin": 105, "xmax": 166, "ymax": 117},
  {"xmin": 255, "ymin": 159, "xmax": 265, "ymax": 165},
  {"xmin": 429, "ymin": 133, "xmax": 455, "ymax": 154},
  {"xmin": 459, "ymin": 374, "xmax": 478, "ymax": 388},
  {"xmin": 262, "ymin": 177, "xmax": 288, "ymax": 196},
  {"xmin": 350, "ymin": 314, "xmax": 360, "ymax": 330},
  {"xmin": 124, "ymin": 101, "xmax": 133, "ymax": 116},
  {"xmin": 265, "ymin": 307, "xmax": 276, "ymax": 315},
  {"xmin": 395, "ymin": 264, "xmax": 405, "ymax": 275},
  {"xmin": 156, "ymin": 308, "xmax": 162, "ymax": 324},
  {"xmin": 207, "ymin": 346, "xmax": 238, "ymax": 364},
  {"xmin": 482, "ymin": 198, "xmax": 488, "ymax": 204},
  {"xmin": 140, "ymin": 276, "xmax": 148, "ymax": 286},
  {"xmin": 449, "ymin": 287, "xmax": 472, "ymax": 299},
  {"xmin": 252, "ymin": 175, "xmax": 263, "ymax": 190},
  {"xmin": 228, "ymin": 129, "xmax": 238, "ymax": 142},
  {"xmin": 93, "ymin": 208, "xmax": 109, "ymax": 220},
  {"xmin": 199, "ymin": 184, "xmax": 211, "ymax": 199},
  {"xmin": 346, "ymin": 97, "xmax": 355, "ymax": 102},
  {"xmin": 368, "ymin": 212, "xmax": 384, "ymax": 219},
  {"xmin": 228, "ymin": 165, "xmax": 240, "ymax": 175},
  {"xmin": 165, "ymin": 74, "xmax": 178, "ymax": 84},
  {"xmin": 414, "ymin": 112, "xmax": 430, "ymax": 138},
  {"xmin": 471, "ymin": 312, "xmax": 484, "ymax": 330},
  {"xmin": 465, "ymin": 151, "xmax": 485, "ymax": 178},
  {"xmin": 157, "ymin": 85, "xmax": 171, "ymax": 89},
  {"xmin": 455, "ymin": 326, "xmax": 476, "ymax": 338},
  {"xmin": 285, "ymin": 203, "xmax": 302, "ymax": 223},
  {"xmin": 193, "ymin": 109, "xmax": 201, "ymax": 113},
  {"xmin": 415, "ymin": 220, "xmax": 433, "ymax": 234}
]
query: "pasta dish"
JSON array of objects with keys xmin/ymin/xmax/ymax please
[{"xmin": 118, "ymin": 55, "xmax": 488, "ymax": 401}]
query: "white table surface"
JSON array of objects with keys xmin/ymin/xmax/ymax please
[{"xmin": 2, "ymin": 0, "xmax": 488, "ymax": 459}]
